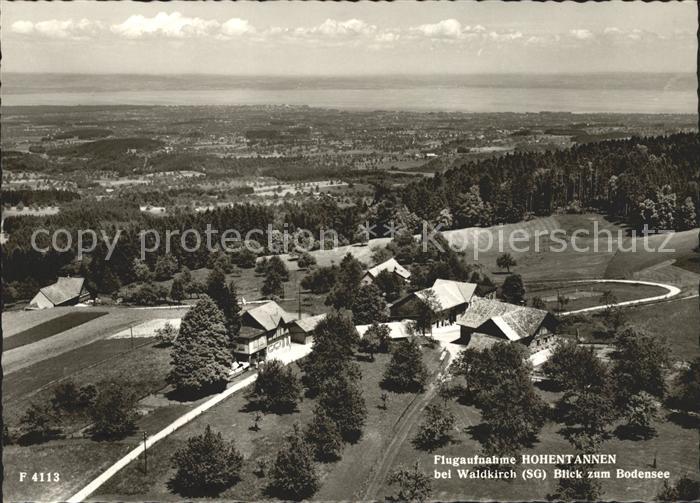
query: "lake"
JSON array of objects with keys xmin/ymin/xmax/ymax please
[{"xmin": 1, "ymin": 73, "xmax": 696, "ymax": 113}]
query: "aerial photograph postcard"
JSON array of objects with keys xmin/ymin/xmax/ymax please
[{"xmin": 1, "ymin": 1, "xmax": 699, "ymax": 502}]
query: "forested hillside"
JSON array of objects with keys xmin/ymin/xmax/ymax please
[
  {"xmin": 399, "ymin": 133, "xmax": 699, "ymax": 231},
  {"xmin": 2, "ymin": 133, "xmax": 698, "ymax": 296}
]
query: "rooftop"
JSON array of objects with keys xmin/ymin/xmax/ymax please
[{"xmin": 366, "ymin": 258, "xmax": 411, "ymax": 280}]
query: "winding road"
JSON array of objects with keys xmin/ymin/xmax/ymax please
[{"xmin": 559, "ymin": 279, "xmax": 682, "ymax": 316}]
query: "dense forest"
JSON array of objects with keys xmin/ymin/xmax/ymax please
[
  {"xmin": 399, "ymin": 133, "xmax": 699, "ymax": 231},
  {"xmin": 2, "ymin": 132, "xmax": 698, "ymax": 298}
]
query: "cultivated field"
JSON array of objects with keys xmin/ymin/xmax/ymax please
[
  {"xmin": 2, "ymin": 306, "xmax": 189, "ymax": 375},
  {"xmin": 4, "ymin": 311, "xmax": 108, "ymax": 350}
]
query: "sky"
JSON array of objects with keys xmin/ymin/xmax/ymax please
[{"xmin": 2, "ymin": 1, "xmax": 697, "ymax": 75}]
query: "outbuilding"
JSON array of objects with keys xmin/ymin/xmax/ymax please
[{"xmin": 28, "ymin": 277, "xmax": 91, "ymax": 310}]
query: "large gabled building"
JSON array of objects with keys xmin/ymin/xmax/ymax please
[
  {"xmin": 390, "ymin": 278, "xmax": 479, "ymax": 326},
  {"xmin": 233, "ymin": 301, "xmax": 296, "ymax": 363},
  {"xmin": 28, "ymin": 277, "xmax": 91, "ymax": 310},
  {"xmin": 456, "ymin": 297, "xmax": 559, "ymax": 357}
]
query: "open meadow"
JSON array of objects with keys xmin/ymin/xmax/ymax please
[{"xmin": 93, "ymin": 345, "xmax": 444, "ymax": 501}]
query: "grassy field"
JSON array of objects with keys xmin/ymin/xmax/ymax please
[
  {"xmin": 561, "ymin": 297, "xmax": 699, "ymax": 363},
  {"xmin": 95, "ymin": 345, "xmax": 443, "ymax": 501},
  {"xmin": 2, "ymin": 345, "xmax": 257, "ymax": 502},
  {"xmin": 605, "ymin": 229, "xmax": 699, "ymax": 279},
  {"xmin": 526, "ymin": 282, "xmax": 668, "ymax": 312},
  {"xmin": 377, "ymin": 391, "xmax": 699, "ymax": 501},
  {"xmin": 4, "ymin": 311, "xmax": 108, "ymax": 351}
]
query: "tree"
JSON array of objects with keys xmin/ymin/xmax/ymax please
[
  {"xmin": 318, "ymin": 373, "xmax": 367, "ymax": 441},
  {"xmin": 170, "ymin": 277, "xmax": 185, "ymax": 303},
  {"xmin": 547, "ymin": 463, "xmax": 603, "ymax": 501},
  {"xmin": 304, "ymin": 406, "xmax": 343, "ymax": 462},
  {"xmin": 386, "ymin": 461, "xmax": 432, "ymax": 503},
  {"xmin": 657, "ymin": 476, "xmax": 700, "ymax": 502},
  {"xmin": 186, "ymin": 278, "xmax": 206, "ymax": 298},
  {"xmin": 262, "ymin": 269, "xmax": 284, "ymax": 298},
  {"xmin": 222, "ymin": 280, "xmax": 242, "ymax": 340},
  {"xmin": 171, "ymin": 425, "xmax": 244, "ymax": 496},
  {"xmin": 560, "ymin": 387, "xmax": 617, "ymax": 439},
  {"xmin": 479, "ymin": 374, "xmax": 547, "ymax": 456},
  {"xmin": 531, "ymin": 296, "xmax": 546, "ymax": 310},
  {"xmin": 455, "ymin": 185, "xmax": 490, "ymax": 228},
  {"xmin": 501, "ymin": 274, "xmax": 525, "ymax": 304},
  {"xmin": 556, "ymin": 293, "xmax": 570, "ymax": 312},
  {"xmin": 352, "ymin": 284, "xmax": 388, "ymax": 325},
  {"xmin": 168, "ymin": 296, "xmax": 233, "ymax": 397},
  {"xmin": 236, "ymin": 248, "xmax": 257, "ymax": 269},
  {"xmin": 543, "ymin": 340, "xmax": 609, "ymax": 392},
  {"xmin": 255, "ymin": 257, "xmax": 269, "ymax": 275},
  {"xmin": 50, "ymin": 381, "xmax": 82, "ymax": 413},
  {"xmin": 374, "ymin": 269, "xmax": 402, "ymax": 302},
  {"xmin": 268, "ymin": 425, "xmax": 319, "ymax": 500},
  {"xmin": 621, "ymin": 391, "xmax": 658, "ymax": 439},
  {"xmin": 132, "ymin": 258, "xmax": 152, "ymax": 282},
  {"xmin": 669, "ymin": 357, "xmax": 700, "ymax": 413},
  {"xmin": 359, "ymin": 326, "xmax": 381, "ymax": 361},
  {"xmin": 155, "ymin": 321, "xmax": 179, "ymax": 346},
  {"xmin": 246, "ymin": 359, "xmax": 301, "ymax": 414},
  {"xmin": 301, "ymin": 312, "xmax": 360, "ymax": 396},
  {"xmin": 301, "ymin": 265, "xmax": 338, "ymax": 294},
  {"xmin": 496, "ymin": 253, "xmax": 517, "ymax": 273},
  {"xmin": 414, "ymin": 289, "xmax": 442, "ymax": 336},
  {"xmin": 325, "ymin": 253, "xmax": 364, "ymax": 309},
  {"xmin": 267, "ymin": 255, "xmax": 290, "ymax": 281},
  {"xmin": 413, "ymin": 404, "xmax": 456, "ymax": 451},
  {"xmin": 612, "ymin": 325, "xmax": 670, "ymax": 400},
  {"xmin": 19, "ymin": 402, "xmax": 62, "ymax": 444},
  {"xmin": 90, "ymin": 382, "xmax": 139, "ymax": 439},
  {"xmin": 382, "ymin": 338, "xmax": 428, "ymax": 393},
  {"xmin": 154, "ymin": 254, "xmax": 179, "ymax": 281},
  {"xmin": 206, "ymin": 266, "xmax": 229, "ymax": 310},
  {"xmin": 297, "ymin": 251, "xmax": 316, "ymax": 270}
]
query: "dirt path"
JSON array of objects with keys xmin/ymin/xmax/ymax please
[{"xmin": 362, "ymin": 350, "xmax": 450, "ymax": 501}]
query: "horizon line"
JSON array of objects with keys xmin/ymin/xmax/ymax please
[{"xmin": 3, "ymin": 71, "xmax": 696, "ymax": 77}]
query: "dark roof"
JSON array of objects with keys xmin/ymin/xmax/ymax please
[
  {"xmin": 39, "ymin": 277, "xmax": 86, "ymax": 305},
  {"xmin": 458, "ymin": 297, "xmax": 558, "ymax": 341},
  {"xmin": 237, "ymin": 325, "xmax": 266, "ymax": 340}
]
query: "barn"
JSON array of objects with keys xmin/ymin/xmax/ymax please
[
  {"xmin": 390, "ymin": 278, "xmax": 478, "ymax": 326},
  {"xmin": 27, "ymin": 277, "xmax": 91, "ymax": 310},
  {"xmin": 456, "ymin": 297, "xmax": 559, "ymax": 355}
]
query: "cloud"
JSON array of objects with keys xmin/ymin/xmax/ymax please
[
  {"xmin": 220, "ymin": 18, "xmax": 257, "ymax": 38},
  {"xmin": 488, "ymin": 31, "xmax": 523, "ymax": 42},
  {"xmin": 11, "ymin": 20, "xmax": 34, "ymax": 35},
  {"xmin": 11, "ymin": 18, "xmax": 104, "ymax": 39},
  {"xmin": 375, "ymin": 32, "xmax": 400, "ymax": 43},
  {"xmin": 413, "ymin": 19, "xmax": 465, "ymax": 39},
  {"xmin": 111, "ymin": 12, "xmax": 220, "ymax": 39},
  {"xmin": 294, "ymin": 18, "xmax": 376, "ymax": 38},
  {"xmin": 569, "ymin": 28, "xmax": 594, "ymax": 40}
]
